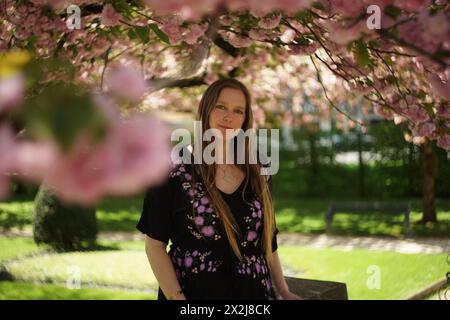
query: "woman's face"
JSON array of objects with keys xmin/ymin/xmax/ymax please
[{"xmin": 208, "ymin": 87, "xmax": 246, "ymax": 140}]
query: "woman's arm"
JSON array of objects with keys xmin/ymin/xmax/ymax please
[
  {"xmin": 144, "ymin": 235, "xmax": 187, "ymax": 300},
  {"xmin": 268, "ymin": 250, "xmax": 303, "ymax": 300}
]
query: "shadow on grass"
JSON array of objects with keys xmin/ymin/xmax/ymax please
[
  {"xmin": 274, "ymin": 196, "xmax": 450, "ymax": 238},
  {"xmin": 50, "ymin": 240, "xmax": 124, "ymax": 253},
  {"xmin": 2, "ymin": 190, "xmax": 449, "ymax": 238},
  {"xmin": 0, "ymin": 267, "xmax": 14, "ymax": 281},
  {"xmin": 0, "ymin": 194, "xmax": 145, "ymax": 233}
]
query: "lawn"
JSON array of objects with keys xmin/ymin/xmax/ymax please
[
  {"xmin": 274, "ymin": 197, "xmax": 450, "ymax": 238},
  {"xmin": 4, "ymin": 250, "xmax": 158, "ymax": 291},
  {"xmin": 277, "ymin": 246, "xmax": 448, "ymax": 300},
  {"xmin": 0, "ymin": 236, "xmax": 158, "ymax": 300},
  {"xmin": 0, "ymin": 236, "xmax": 50, "ymax": 263},
  {"xmin": 0, "ymin": 281, "xmax": 157, "ymax": 300},
  {"xmin": 2, "ymin": 195, "xmax": 449, "ymax": 238},
  {"xmin": 1, "ymin": 236, "xmax": 446, "ymax": 300}
]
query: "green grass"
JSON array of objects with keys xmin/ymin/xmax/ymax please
[
  {"xmin": 0, "ymin": 236, "xmax": 156, "ymax": 300},
  {"xmin": 0, "ymin": 201, "xmax": 34, "ymax": 230},
  {"xmin": 0, "ymin": 281, "xmax": 156, "ymax": 300},
  {"xmin": 95, "ymin": 195, "xmax": 144, "ymax": 232},
  {"xmin": 4, "ymin": 250, "xmax": 158, "ymax": 291},
  {"xmin": 2, "ymin": 234, "xmax": 446, "ymax": 300},
  {"xmin": 0, "ymin": 237, "xmax": 50, "ymax": 263},
  {"xmin": 278, "ymin": 246, "xmax": 448, "ymax": 300},
  {"xmin": 2, "ymin": 195, "xmax": 449, "ymax": 238},
  {"xmin": 274, "ymin": 197, "xmax": 450, "ymax": 238},
  {"xmin": 0, "ymin": 195, "xmax": 144, "ymax": 233}
]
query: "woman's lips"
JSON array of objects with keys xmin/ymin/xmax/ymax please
[{"xmin": 218, "ymin": 125, "xmax": 232, "ymax": 130}]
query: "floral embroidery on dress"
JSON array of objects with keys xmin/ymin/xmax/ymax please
[
  {"xmin": 235, "ymin": 254, "xmax": 277, "ymax": 300},
  {"xmin": 170, "ymin": 246, "xmax": 223, "ymax": 280},
  {"xmin": 166, "ymin": 164, "xmax": 278, "ymax": 300},
  {"xmin": 170, "ymin": 164, "xmax": 222, "ymax": 241},
  {"xmin": 241, "ymin": 199, "xmax": 263, "ymax": 248}
]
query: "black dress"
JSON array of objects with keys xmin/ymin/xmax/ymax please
[{"xmin": 136, "ymin": 163, "xmax": 279, "ymax": 300}]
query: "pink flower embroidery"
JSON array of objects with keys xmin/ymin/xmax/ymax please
[
  {"xmin": 194, "ymin": 216, "xmax": 204, "ymax": 226},
  {"xmin": 247, "ymin": 231, "xmax": 258, "ymax": 242},
  {"xmin": 184, "ymin": 257, "xmax": 193, "ymax": 268},
  {"xmin": 201, "ymin": 226, "xmax": 215, "ymax": 237}
]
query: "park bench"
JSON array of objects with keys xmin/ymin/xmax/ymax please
[
  {"xmin": 283, "ymin": 277, "xmax": 348, "ymax": 300},
  {"xmin": 325, "ymin": 201, "xmax": 411, "ymax": 237}
]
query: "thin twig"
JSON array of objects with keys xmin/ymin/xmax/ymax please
[
  {"xmin": 367, "ymin": 46, "xmax": 416, "ymax": 58},
  {"xmin": 310, "ymin": 55, "xmax": 366, "ymax": 128},
  {"xmin": 129, "ymin": 7, "xmax": 162, "ymax": 24},
  {"xmin": 376, "ymin": 29, "xmax": 448, "ymax": 68},
  {"xmin": 100, "ymin": 46, "xmax": 112, "ymax": 91}
]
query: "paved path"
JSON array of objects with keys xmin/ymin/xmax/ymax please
[
  {"xmin": 277, "ymin": 233, "xmax": 450, "ymax": 254},
  {"xmin": 2, "ymin": 229, "xmax": 449, "ymax": 254}
]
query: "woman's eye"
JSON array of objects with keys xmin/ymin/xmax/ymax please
[
  {"xmin": 216, "ymin": 105, "xmax": 226, "ymax": 110},
  {"xmin": 235, "ymin": 109, "xmax": 244, "ymax": 114}
]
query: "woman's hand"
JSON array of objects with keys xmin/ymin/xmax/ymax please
[
  {"xmin": 277, "ymin": 289, "xmax": 303, "ymax": 300},
  {"xmin": 173, "ymin": 293, "xmax": 187, "ymax": 300}
]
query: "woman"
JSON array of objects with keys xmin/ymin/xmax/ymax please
[{"xmin": 136, "ymin": 78, "xmax": 301, "ymax": 300}]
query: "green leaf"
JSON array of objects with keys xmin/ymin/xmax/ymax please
[
  {"xmin": 295, "ymin": 36, "xmax": 310, "ymax": 46},
  {"xmin": 134, "ymin": 26, "xmax": 150, "ymax": 44},
  {"xmin": 111, "ymin": 0, "xmax": 133, "ymax": 19},
  {"xmin": 21, "ymin": 83, "xmax": 108, "ymax": 151},
  {"xmin": 353, "ymin": 41, "xmax": 370, "ymax": 68},
  {"xmin": 385, "ymin": 75, "xmax": 396, "ymax": 84},
  {"xmin": 312, "ymin": 2, "xmax": 325, "ymax": 11},
  {"xmin": 149, "ymin": 23, "xmax": 170, "ymax": 44},
  {"xmin": 384, "ymin": 56, "xmax": 393, "ymax": 66},
  {"xmin": 384, "ymin": 5, "xmax": 402, "ymax": 19},
  {"xmin": 127, "ymin": 28, "xmax": 137, "ymax": 40}
]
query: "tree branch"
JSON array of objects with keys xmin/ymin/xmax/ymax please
[
  {"xmin": 146, "ymin": 75, "xmax": 207, "ymax": 92},
  {"xmin": 376, "ymin": 29, "xmax": 448, "ymax": 68},
  {"xmin": 310, "ymin": 56, "xmax": 366, "ymax": 128}
]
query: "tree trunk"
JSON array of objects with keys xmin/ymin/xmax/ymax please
[
  {"xmin": 357, "ymin": 131, "xmax": 365, "ymax": 197},
  {"xmin": 420, "ymin": 140, "xmax": 438, "ymax": 224},
  {"xmin": 407, "ymin": 143, "xmax": 415, "ymax": 196},
  {"xmin": 308, "ymin": 132, "xmax": 318, "ymax": 196}
]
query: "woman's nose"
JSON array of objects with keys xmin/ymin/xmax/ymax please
[{"xmin": 222, "ymin": 110, "xmax": 232, "ymax": 121}]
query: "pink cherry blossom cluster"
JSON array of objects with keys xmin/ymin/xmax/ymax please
[
  {"xmin": 0, "ymin": 74, "xmax": 24, "ymax": 113},
  {"xmin": 160, "ymin": 16, "xmax": 209, "ymax": 45},
  {"xmin": 1, "ymin": 0, "xmax": 450, "ymax": 207},
  {"xmin": 0, "ymin": 89, "xmax": 171, "ymax": 204}
]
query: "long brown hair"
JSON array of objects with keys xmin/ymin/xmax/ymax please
[{"xmin": 194, "ymin": 78, "xmax": 275, "ymax": 264}]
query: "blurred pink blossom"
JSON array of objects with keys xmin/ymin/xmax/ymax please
[
  {"xmin": 228, "ymin": 34, "xmax": 252, "ymax": 48},
  {"xmin": 101, "ymin": 4, "xmax": 122, "ymax": 27},
  {"xmin": 258, "ymin": 15, "xmax": 281, "ymax": 29},
  {"xmin": 416, "ymin": 121, "xmax": 436, "ymax": 138},
  {"xmin": 428, "ymin": 74, "xmax": 450, "ymax": 101},
  {"xmin": 403, "ymin": 105, "xmax": 430, "ymax": 123},
  {"xmin": 105, "ymin": 65, "xmax": 147, "ymax": 101},
  {"xmin": 161, "ymin": 17, "xmax": 184, "ymax": 44},
  {"xmin": 249, "ymin": 29, "xmax": 268, "ymax": 41},
  {"xmin": 104, "ymin": 115, "xmax": 172, "ymax": 196},
  {"xmin": 331, "ymin": 0, "xmax": 365, "ymax": 17},
  {"xmin": 374, "ymin": 105, "xmax": 394, "ymax": 120},
  {"xmin": 0, "ymin": 125, "xmax": 16, "ymax": 199},
  {"xmin": 437, "ymin": 106, "xmax": 450, "ymax": 119},
  {"xmin": 13, "ymin": 141, "xmax": 60, "ymax": 184},
  {"xmin": 44, "ymin": 113, "xmax": 171, "ymax": 205},
  {"xmin": 437, "ymin": 134, "xmax": 450, "ymax": 150},
  {"xmin": 0, "ymin": 74, "xmax": 24, "ymax": 113},
  {"xmin": 280, "ymin": 29, "xmax": 296, "ymax": 43},
  {"xmin": 184, "ymin": 23, "xmax": 208, "ymax": 45},
  {"xmin": 326, "ymin": 20, "xmax": 365, "ymax": 45}
]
